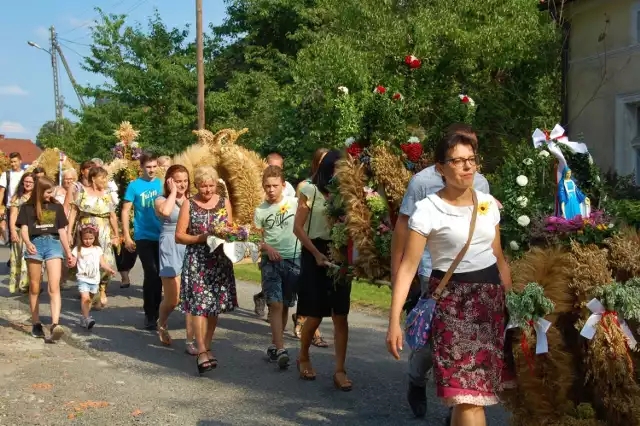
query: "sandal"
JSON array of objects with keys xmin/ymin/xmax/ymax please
[
  {"xmin": 157, "ymin": 321, "xmax": 172, "ymax": 346},
  {"xmin": 296, "ymin": 359, "xmax": 316, "ymax": 381},
  {"xmin": 292, "ymin": 314, "xmax": 302, "ymax": 338},
  {"xmin": 312, "ymin": 333, "xmax": 329, "ymax": 348},
  {"xmin": 120, "ymin": 281, "xmax": 131, "ymax": 289},
  {"xmin": 206, "ymin": 351, "xmax": 218, "ymax": 369},
  {"xmin": 185, "ymin": 341, "xmax": 198, "ymax": 356},
  {"xmin": 197, "ymin": 352, "xmax": 213, "ymax": 375},
  {"xmin": 333, "ymin": 371, "xmax": 353, "ymax": 392}
]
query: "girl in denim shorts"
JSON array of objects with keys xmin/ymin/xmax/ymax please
[
  {"xmin": 71, "ymin": 225, "xmax": 117, "ymax": 329},
  {"xmin": 16, "ymin": 177, "xmax": 74, "ymax": 341}
]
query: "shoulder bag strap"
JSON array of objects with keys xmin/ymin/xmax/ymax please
[
  {"xmin": 292, "ymin": 186, "xmax": 316, "ymax": 259},
  {"xmin": 431, "ymin": 189, "xmax": 479, "ymax": 301}
]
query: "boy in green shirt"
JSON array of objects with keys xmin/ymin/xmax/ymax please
[{"xmin": 254, "ymin": 166, "xmax": 300, "ymax": 369}]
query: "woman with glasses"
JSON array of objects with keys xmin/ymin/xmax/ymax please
[{"xmin": 387, "ymin": 131, "xmax": 511, "ymax": 426}]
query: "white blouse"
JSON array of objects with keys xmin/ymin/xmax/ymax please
[{"xmin": 408, "ymin": 191, "xmax": 499, "ymax": 273}]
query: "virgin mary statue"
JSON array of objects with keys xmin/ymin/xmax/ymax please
[{"xmin": 558, "ymin": 167, "xmax": 590, "ymax": 220}]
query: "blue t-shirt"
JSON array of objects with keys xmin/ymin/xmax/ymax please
[
  {"xmin": 124, "ymin": 178, "xmax": 163, "ymax": 241},
  {"xmin": 399, "ymin": 166, "xmax": 490, "ymax": 277}
]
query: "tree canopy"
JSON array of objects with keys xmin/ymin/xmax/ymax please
[{"xmin": 51, "ymin": 0, "xmax": 564, "ymax": 179}]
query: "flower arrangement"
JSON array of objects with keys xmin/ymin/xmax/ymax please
[
  {"xmin": 112, "ymin": 121, "xmax": 142, "ymax": 161},
  {"xmin": 506, "ymin": 282, "xmax": 555, "ymax": 329},
  {"xmin": 206, "ymin": 207, "xmax": 260, "ymax": 243},
  {"xmin": 400, "ymin": 136, "xmax": 423, "ymax": 163},
  {"xmin": 404, "ymin": 55, "xmax": 421, "ymax": 69}
]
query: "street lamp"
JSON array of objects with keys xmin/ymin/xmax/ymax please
[{"xmin": 27, "ymin": 41, "xmax": 50, "ymax": 53}]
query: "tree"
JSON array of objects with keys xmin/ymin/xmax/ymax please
[{"xmin": 35, "ymin": 119, "xmax": 82, "ymax": 158}]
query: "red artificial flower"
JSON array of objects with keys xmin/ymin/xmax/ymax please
[
  {"xmin": 400, "ymin": 143, "xmax": 423, "ymax": 163},
  {"xmin": 346, "ymin": 142, "xmax": 364, "ymax": 158},
  {"xmin": 461, "ymin": 95, "xmax": 470, "ymax": 103},
  {"xmin": 404, "ymin": 55, "xmax": 421, "ymax": 69},
  {"xmin": 392, "ymin": 92, "xmax": 403, "ymax": 101},
  {"xmin": 374, "ymin": 85, "xmax": 386, "ymax": 94}
]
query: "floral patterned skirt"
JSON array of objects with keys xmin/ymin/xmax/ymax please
[
  {"xmin": 429, "ymin": 264, "xmax": 507, "ymax": 407},
  {"xmin": 179, "ymin": 243, "xmax": 237, "ymax": 317}
]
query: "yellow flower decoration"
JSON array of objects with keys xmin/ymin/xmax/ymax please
[
  {"xmin": 280, "ymin": 201, "xmax": 291, "ymax": 215},
  {"xmin": 478, "ymin": 201, "xmax": 490, "ymax": 216}
]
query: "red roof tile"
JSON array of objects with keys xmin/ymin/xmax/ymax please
[{"xmin": 0, "ymin": 136, "xmax": 43, "ymax": 164}]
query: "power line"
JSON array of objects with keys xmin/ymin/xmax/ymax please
[
  {"xmin": 124, "ymin": 0, "xmax": 150, "ymax": 15},
  {"xmin": 59, "ymin": 38, "xmax": 92, "ymax": 47},
  {"xmin": 59, "ymin": 43, "xmax": 88, "ymax": 60},
  {"xmin": 58, "ymin": 0, "xmax": 130, "ymax": 36}
]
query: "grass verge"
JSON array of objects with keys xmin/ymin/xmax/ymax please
[{"xmin": 234, "ymin": 263, "xmax": 391, "ymax": 315}]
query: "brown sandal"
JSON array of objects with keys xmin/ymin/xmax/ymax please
[
  {"xmin": 157, "ymin": 321, "xmax": 172, "ymax": 346},
  {"xmin": 296, "ymin": 359, "xmax": 316, "ymax": 381},
  {"xmin": 333, "ymin": 371, "xmax": 353, "ymax": 392},
  {"xmin": 312, "ymin": 333, "xmax": 329, "ymax": 348}
]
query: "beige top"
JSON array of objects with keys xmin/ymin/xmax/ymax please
[{"xmin": 300, "ymin": 183, "xmax": 330, "ymax": 240}]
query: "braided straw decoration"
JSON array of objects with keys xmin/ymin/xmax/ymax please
[
  {"xmin": 114, "ymin": 121, "xmax": 140, "ymax": 145},
  {"xmin": 27, "ymin": 148, "xmax": 79, "ymax": 178},
  {"xmin": 335, "ymin": 156, "xmax": 388, "ymax": 279},
  {"xmin": 218, "ymin": 143, "xmax": 264, "ymax": 225},
  {"xmin": 370, "ymin": 145, "xmax": 412, "ymax": 209}
]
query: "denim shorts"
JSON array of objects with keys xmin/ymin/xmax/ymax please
[
  {"xmin": 25, "ymin": 235, "xmax": 64, "ymax": 262},
  {"xmin": 260, "ymin": 257, "xmax": 300, "ymax": 307},
  {"xmin": 78, "ymin": 280, "xmax": 99, "ymax": 294}
]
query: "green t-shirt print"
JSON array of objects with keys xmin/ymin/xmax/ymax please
[{"xmin": 254, "ymin": 196, "xmax": 299, "ymax": 260}]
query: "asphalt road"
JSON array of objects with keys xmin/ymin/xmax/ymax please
[{"xmin": 0, "ymin": 246, "xmax": 510, "ymax": 425}]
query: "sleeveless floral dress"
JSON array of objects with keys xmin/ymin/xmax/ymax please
[
  {"xmin": 9, "ymin": 195, "xmax": 30, "ymax": 293},
  {"xmin": 179, "ymin": 197, "xmax": 237, "ymax": 317}
]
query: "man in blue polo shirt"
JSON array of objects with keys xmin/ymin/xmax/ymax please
[
  {"xmin": 122, "ymin": 152, "xmax": 163, "ymax": 329},
  {"xmin": 390, "ymin": 124, "xmax": 491, "ymax": 421}
]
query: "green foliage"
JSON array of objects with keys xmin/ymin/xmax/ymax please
[
  {"xmin": 70, "ymin": 0, "xmax": 563, "ymax": 179},
  {"xmin": 506, "ymin": 282, "xmax": 555, "ymax": 328},
  {"xmin": 330, "ymin": 222, "xmax": 348, "ymax": 249},
  {"xmin": 35, "ymin": 119, "xmax": 82, "ymax": 159},
  {"xmin": 593, "ymin": 280, "xmax": 640, "ymax": 323}
]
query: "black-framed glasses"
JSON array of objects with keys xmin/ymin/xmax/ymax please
[{"xmin": 443, "ymin": 155, "xmax": 480, "ymax": 168}]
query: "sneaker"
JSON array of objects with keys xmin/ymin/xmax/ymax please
[
  {"xmin": 31, "ymin": 323, "xmax": 45, "ymax": 338},
  {"xmin": 50, "ymin": 324, "xmax": 64, "ymax": 341},
  {"xmin": 253, "ymin": 293, "xmax": 266, "ymax": 317},
  {"xmin": 144, "ymin": 316, "xmax": 157, "ymax": 330},
  {"xmin": 85, "ymin": 316, "xmax": 96, "ymax": 330},
  {"xmin": 276, "ymin": 349, "xmax": 290, "ymax": 369},
  {"xmin": 267, "ymin": 344, "xmax": 278, "ymax": 362},
  {"xmin": 407, "ymin": 382, "xmax": 427, "ymax": 418}
]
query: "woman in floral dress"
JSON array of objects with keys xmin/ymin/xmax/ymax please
[
  {"xmin": 8, "ymin": 173, "xmax": 35, "ymax": 293},
  {"xmin": 68, "ymin": 167, "xmax": 119, "ymax": 308},
  {"xmin": 176, "ymin": 165, "xmax": 237, "ymax": 375}
]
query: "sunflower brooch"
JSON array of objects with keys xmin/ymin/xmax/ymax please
[
  {"xmin": 279, "ymin": 201, "xmax": 291, "ymax": 215},
  {"xmin": 478, "ymin": 201, "xmax": 490, "ymax": 216}
]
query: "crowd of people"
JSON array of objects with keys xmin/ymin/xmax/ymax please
[{"xmin": 0, "ymin": 123, "xmax": 514, "ymax": 426}]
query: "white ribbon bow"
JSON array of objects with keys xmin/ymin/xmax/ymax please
[
  {"xmin": 505, "ymin": 317, "xmax": 552, "ymax": 354},
  {"xmin": 579, "ymin": 298, "xmax": 638, "ymax": 349},
  {"xmin": 532, "ymin": 124, "xmax": 590, "ymax": 183}
]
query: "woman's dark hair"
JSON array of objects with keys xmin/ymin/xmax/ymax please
[
  {"xmin": 312, "ymin": 149, "xmax": 341, "ymax": 195},
  {"xmin": 32, "ymin": 166, "xmax": 45, "ymax": 176},
  {"xmin": 80, "ymin": 160, "xmax": 94, "ymax": 173},
  {"xmin": 310, "ymin": 148, "xmax": 329, "ymax": 178},
  {"xmin": 14, "ymin": 172, "xmax": 35, "ymax": 200},
  {"xmin": 28, "ymin": 176, "xmax": 57, "ymax": 224},
  {"xmin": 434, "ymin": 132, "xmax": 478, "ymax": 164},
  {"xmin": 88, "ymin": 166, "xmax": 108, "ymax": 185},
  {"xmin": 163, "ymin": 165, "xmax": 191, "ymax": 197}
]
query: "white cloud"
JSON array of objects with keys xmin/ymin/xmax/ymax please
[
  {"xmin": 34, "ymin": 26, "xmax": 49, "ymax": 41},
  {"xmin": 0, "ymin": 85, "xmax": 28, "ymax": 96},
  {"xmin": 0, "ymin": 121, "xmax": 28, "ymax": 134}
]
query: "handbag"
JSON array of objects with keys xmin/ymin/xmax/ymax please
[{"xmin": 404, "ymin": 189, "xmax": 479, "ymax": 351}]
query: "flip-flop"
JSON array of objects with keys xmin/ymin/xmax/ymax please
[
  {"xmin": 333, "ymin": 371, "xmax": 353, "ymax": 392},
  {"xmin": 296, "ymin": 359, "xmax": 316, "ymax": 381}
]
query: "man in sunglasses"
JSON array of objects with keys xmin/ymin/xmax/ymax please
[{"xmin": 390, "ymin": 124, "xmax": 490, "ymax": 422}]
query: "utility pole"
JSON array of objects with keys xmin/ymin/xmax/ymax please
[
  {"xmin": 50, "ymin": 26, "xmax": 64, "ymax": 134},
  {"xmin": 56, "ymin": 45, "xmax": 86, "ymax": 109},
  {"xmin": 196, "ymin": 0, "xmax": 205, "ymax": 129}
]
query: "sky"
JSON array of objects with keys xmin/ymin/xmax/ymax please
[{"xmin": 0, "ymin": 0, "xmax": 227, "ymax": 142}]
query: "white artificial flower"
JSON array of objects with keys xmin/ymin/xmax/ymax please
[
  {"xmin": 345, "ymin": 137, "xmax": 356, "ymax": 147},
  {"xmin": 517, "ymin": 215, "xmax": 531, "ymax": 227},
  {"xmin": 516, "ymin": 175, "xmax": 529, "ymax": 187},
  {"xmin": 608, "ymin": 223, "xmax": 615, "ymax": 229},
  {"xmin": 131, "ymin": 142, "xmax": 139, "ymax": 148},
  {"xmin": 522, "ymin": 158, "xmax": 534, "ymax": 166},
  {"xmin": 595, "ymin": 175, "xmax": 601, "ymax": 182},
  {"xmin": 407, "ymin": 136, "xmax": 420, "ymax": 144},
  {"xmin": 338, "ymin": 86, "xmax": 349, "ymax": 95},
  {"xmin": 509, "ymin": 241, "xmax": 520, "ymax": 251},
  {"xmin": 588, "ymin": 155, "xmax": 594, "ymax": 165},
  {"xmin": 538, "ymin": 150, "xmax": 550, "ymax": 158},
  {"xmin": 516, "ymin": 196, "xmax": 528, "ymax": 208},
  {"xmin": 116, "ymin": 141, "xmax": 125, "ymax": 147}
]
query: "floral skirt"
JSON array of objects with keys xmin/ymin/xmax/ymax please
[{"xmin": 429, "ymin": 264, "xmax": 507, "ymax": 407}]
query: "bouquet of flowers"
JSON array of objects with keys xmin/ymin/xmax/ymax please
[{"xmin": 207, "ymin": 208, "xmax": 261, "ymax": 243}]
